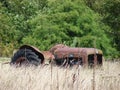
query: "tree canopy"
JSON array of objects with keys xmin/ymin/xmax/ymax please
[{"xmin": 0, "ymin": 0, "xmax": 119, "ymax": 58}]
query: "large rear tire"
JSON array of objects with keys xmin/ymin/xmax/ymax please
[{"xmin": 11, "ymin": 49, "xmax": 41, "ymax": 66}]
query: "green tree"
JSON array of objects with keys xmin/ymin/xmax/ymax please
[
  {"xmin": 22, "ymin": 0, "xmax": 116, "ymax": 57},
  {"xmin": 102, "ymin": 0, "xmax": 120, "ymax": 52},
  {"xmin": 83, "ymin": 0, "xmax": 120, "ymax": 57},
  {"xmin": 0, "ymin": 0, "xmax": 48, "ymax": 56},
  {"xmin": 0, "ymin": 0, "xmax": 118, "ymax": 58},
  {"xmin": 0, "ymin": 3, "xmax": 18, "ymax": 56}
]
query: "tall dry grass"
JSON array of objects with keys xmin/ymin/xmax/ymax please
[{"xmin": 0, "ymin": 61, "xmax": 120, "ymax": 90}]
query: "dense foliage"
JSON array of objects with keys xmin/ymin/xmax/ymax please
[{"xmin": 0, "ymin": 0, "xmax": 119, "ymax": 58}]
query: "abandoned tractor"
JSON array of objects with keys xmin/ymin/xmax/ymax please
[
  {"xmin": 11, "ymin": 44, "xmax": 103, "ymax": 67},
  {"xmin": 50, "ymin": 44, "xmax": 103, "ymax": 67}
]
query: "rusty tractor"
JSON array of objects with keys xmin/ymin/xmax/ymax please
[{"xmin": 11, "ymin": 44, "xmax": 103, "ymax": 67}]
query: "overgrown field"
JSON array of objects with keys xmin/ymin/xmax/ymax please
[{"xmin": 0, "ymin": 59, "xmax": 120, "ymax": 90}]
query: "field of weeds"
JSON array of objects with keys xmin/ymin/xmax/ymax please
[{"xmin": 0, "ymin": 58, "xmax": 120, "ymax": 90}]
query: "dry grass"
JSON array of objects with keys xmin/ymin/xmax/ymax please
[{"xmin": 0, "ymin": 60, "xmax": 120, "ymax": 90}]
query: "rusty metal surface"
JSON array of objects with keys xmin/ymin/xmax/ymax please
[
  {"xmin": 50, "ymin": 44, "xmax": 69, "ymax": 54},
  {"xmin": 54, "ymin": 47, "xmax": 103, "ymax": 59},
  {"xmin": 52, "ymin": 45, "xmax": 103, "ymax": 66},
  {"xmin": 80, "ymin": 48, "xmax": 103, "ymax": 55},
  {"xmin": 42, "ymin": 51, "xmax": 55, "ymax": 60},
  {"xmin": 42, "ymin": 51, "xmax": 55, "ymax": 64}
]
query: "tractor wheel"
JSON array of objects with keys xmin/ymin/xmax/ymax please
[{"xmin": 11, "ymin": 49, "xmax": 41, "ymax": 66}]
